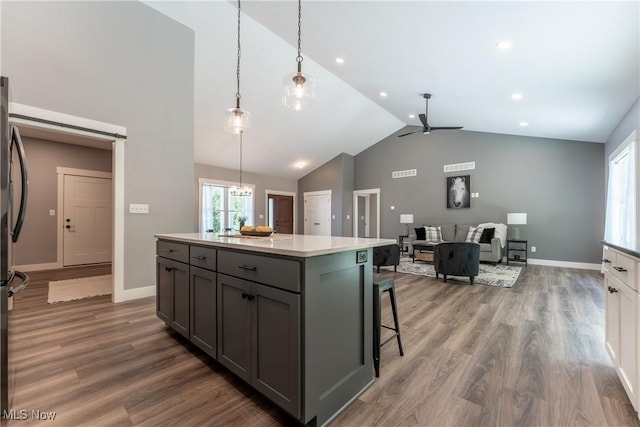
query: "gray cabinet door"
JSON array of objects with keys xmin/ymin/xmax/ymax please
[
  {"xmin": 190, "ymin": 266, "xmax": 217, "ymax": 359},
  {"xmin": 156, "ymin": 256, "xmax": 189, "ymax": 338},
  {"xmin": 252, "ymin": 284, "xmax": 300, "ymax": 418},
  {"xmin": 217, "ymin": 274, "xmax": 252, "ymax": 382},
  {"xmin": 156, "ymin": 257, "xmax": 173, "ymax": 324},
  {"xmin": 171, "ymin": 260, "xmax": 190, "ymax": 338}
]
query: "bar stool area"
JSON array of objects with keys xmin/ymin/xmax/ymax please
[{"xmin": 373, "ymin": 275, "xmax": 404, "ymax": 377}]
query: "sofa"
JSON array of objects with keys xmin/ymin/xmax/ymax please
[{"xmin": 408, "ymin": 222, "xmax": 506, "ymax": 263}]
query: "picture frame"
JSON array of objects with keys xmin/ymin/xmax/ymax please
[{"xmin": 447, "ymin": 175, "xmax": 471, "ymax": 209}]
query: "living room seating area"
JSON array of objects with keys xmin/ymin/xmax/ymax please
[{"xmin": 408, "ymin": 223, "xmax": 507, "ymax": 263}]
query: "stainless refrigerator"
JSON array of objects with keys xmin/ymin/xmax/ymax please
[{"xmin": 0, "ymin": 76, "xmax": 29, "ymax": 415}]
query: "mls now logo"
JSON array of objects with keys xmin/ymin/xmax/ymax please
[{"xmin": 2, "ymin": 409, "xmax": 56, "ymax": 420}]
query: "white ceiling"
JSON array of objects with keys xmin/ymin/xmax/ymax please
[{"xmin": 145, "ymin": 1, "xmax": 639, "ymax": 180}]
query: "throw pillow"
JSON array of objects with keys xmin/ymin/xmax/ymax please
[
  {"xmin": 465, "ymin": 226, "xmax": 484, "ymax": 243},
  {"xmin": 415, "ymin": 227, "xmax": 426, "ymax": 241},
  {"xmin": 424, "ymin": 226, "xmax": 442, "ymax": 242},
  {"xmin": 479, "ymin": 227, "xmax": 495, "ymax": 243}
]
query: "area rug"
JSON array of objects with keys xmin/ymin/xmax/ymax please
[
  {"xmin": 47, "ymin": 275, "xmax": 112, "ymax": 303},
  {"xmin": 381, "ymin": 259, "xmax": 521, "ymax": 288}
]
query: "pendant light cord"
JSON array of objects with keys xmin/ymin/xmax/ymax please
[
  {"xmin": 296, "ymin": 0, "xmax": 303, "ymax": 65},
  {"xmin": 239, "ymin": 131, "xmax": 244, "ymax": 188},
  {"xmin": 236, "ymin": 0, "xmax": 242, "ymax": 108}
]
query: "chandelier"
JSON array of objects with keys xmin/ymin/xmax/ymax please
[
  {"xmin": 282, "ymin": 0, "xmax": 316, "ymax": 110},
  {"xmin": 224, "ymin": 0, "xmax": 252, "ymax": 133}
]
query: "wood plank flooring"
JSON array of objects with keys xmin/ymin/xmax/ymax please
[{"xmin": 6, "ymin": 262, "xmax": 640, "ymax": 426}]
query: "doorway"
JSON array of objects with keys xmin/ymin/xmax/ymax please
[
  {"xmin": 9, "ymin": 103, "xmax": 127, "ymax": 302},
  {"xmin": 59, "ymin": 169, "xmax": 113, "ymax": 266},
  {"xmin": 266, "ymin": 190, "xmax": 296, "ymax": 234},
  {"xmin": 353, "ymin": 189, "xmax": 381, "ymax": 238},
  {"xmin": 303, "ymin": 190, "xmax": 331, "ymax": 236}
]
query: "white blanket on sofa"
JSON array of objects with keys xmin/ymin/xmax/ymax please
[{"xmin": 478, "ymin": 222, "xmax": 507, "ymax": 248}]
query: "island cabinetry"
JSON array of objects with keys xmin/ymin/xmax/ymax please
[
  {"xmin": 603, "ymin": 244, "xmax": 640, "ymax": 411},
  {"xmin": 156, "ymin": 248, "xmax": 190, "ymax": 339},
  {"xmin": 217, "ymin": 250, "xmax": 301, "ymax": 418}
]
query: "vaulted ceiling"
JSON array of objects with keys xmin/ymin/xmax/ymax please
[{"xmin": 145, "ymin": 1, "xmax": 639, "ymax": 180}]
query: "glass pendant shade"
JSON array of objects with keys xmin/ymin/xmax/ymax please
[
  {"xmin": 224, "ymin": 107, "xmax": 252, "ymax": 134},
  {"xmin": 282, "ymin": 71, "xmax": 316, "ymax": 110}
]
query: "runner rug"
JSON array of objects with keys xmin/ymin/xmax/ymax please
[{"xmin": 47, "ymin": 275, "xmax": 112, "ymax": 303}]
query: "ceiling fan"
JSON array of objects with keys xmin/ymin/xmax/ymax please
[{"xmin": 398, "ymin": 93, "xmax": 463, "ymax": 137}]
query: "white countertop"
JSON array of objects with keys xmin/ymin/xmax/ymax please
[{"xmin": 155, "ymin": 233, "xmax": 397, "ymax": 258}]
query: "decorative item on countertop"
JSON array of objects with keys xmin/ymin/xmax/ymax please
[
  {"xmin": 240, "ymin": 225, "xmax": 274, "ymax": 237},
  {"xmin": 507, "ymin": 212, "xmax": 527, "ymax": 240},
  {"xmin": 224, "ymin": 0, "xmax": 251, "ymax": 134},
  {"xmin": 282, "ymin": 0, "xmax": 316, "ymax": 110}
]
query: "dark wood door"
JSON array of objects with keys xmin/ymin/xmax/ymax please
[{"xmin": 269, "ymin": 194, "xmax": 294, "ymax": 234}]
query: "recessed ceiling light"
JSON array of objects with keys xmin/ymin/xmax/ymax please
[
  {"xmin": 496, "ymin": 40, "xmax": 512, "ymax": 50},
  {"xmin": 294, "ymin": 161, "xmax": 307, "ymax": 169},
  {"xmin": 408, "ymin": 114, "xmax": 416, "ymax": 119},
  {"xmin": 519, "ymin": 121, "xmax": 529, "ymax": 127},
  {"xmin": 335, "ymin": 57, "xmax": 344, "ymax": 64},
  {"xmin": 511, "ymin": 93, "xmax": 523, "ymax": 100},
  {"xmin": 380, "ymin": 92, "xmax": 388, "ymax": 98}
]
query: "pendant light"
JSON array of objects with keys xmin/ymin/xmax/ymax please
[
  {"xmin": 282, "ymin": 0, "xmax": 316, "ymax": 110},
  {"xmin": 224, "ymin": 0, "xmax": 251, "ymax": 134},
  {"xmin": 230, "ymin": 131, "xmax": 252, "ymax": 197}
]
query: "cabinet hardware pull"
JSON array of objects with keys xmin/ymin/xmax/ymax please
[
  {"xmin": 238, "ymin": 265, "xmax": 257, "ymax": 271},
  {"xmin": 192, "ymin": 256, "xmax": 206, "ymax": 260},
  {"xmin": 613, "ymin": 266, "xmax": 628, "ymax": 273},
  {"xmin": 602, "ymin": 258, "xmax": 611, "ymax": 263},
  {"xmin": 247, "ymin": 294, "xmax": 255, "ymax": 301},
  {"xmin": 241, "ymin": 292, "xmax": 248, "ymax": 299},
  {"xmin": 610, "ymin": 287, "xmax": 618, "ymax": 294},
  {"xmin": 163, "ymin": 249, "xmax": 174, "ymax": 253},
  {"xmin": 165, "ymin": 267, "xmax": 173, "ymax": 272}
]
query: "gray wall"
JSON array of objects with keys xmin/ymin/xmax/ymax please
[
  {"xmin": 605, "ymin": 97, "xmax": 639, "ymax": 161},
  {"xmin": 297, "ymin": 153, "xmax": 354, "ymax": 236},
  {"xmin": 355, "ymin": 130, "xmax": 605, "ymax": 264},
  {"xmin": 13, "ymin": 138, "xmax": 112, "ymax": 265},
  {"xmin": 194, "ymin": 163, "xmax": 298, "ymax": 229},
  {"xmin": 3, "ymin": 1, "xmax": 195, "ymax": 290}
]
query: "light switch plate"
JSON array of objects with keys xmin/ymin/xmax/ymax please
[{"xmin": 129, "ymin": 203, "xmax": 149, "ymax": 214}]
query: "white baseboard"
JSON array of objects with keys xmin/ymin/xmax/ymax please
[
  {"xmin": 527, "ymin": 258, "xmax": 601, "ymax": 271},
  {"xmin": 114, "ymin": 285, "xmax": 155, "ymax": 303},
  {"xmin": 14, "ymin": 262, "xmax": 61, "ymax": 272}
]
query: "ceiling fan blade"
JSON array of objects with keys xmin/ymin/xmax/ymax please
[
  {"xmin": 418, "ymin": 113, "xmax": 428, "ymax": 127},
  {"xmin": 430, "ymin": 126, "xmax": 464, "ymax": 131},
  {"xmin": 397, "ymin": 130, "xmax": 420, "ymax": 137}
]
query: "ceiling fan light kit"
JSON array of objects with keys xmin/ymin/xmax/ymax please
[
  {"xmin": 398, "ymin": 93, "xmax": 463, "ymax": 137},
  {"xmin": 282, "ymin": 0, "xmax": 316, "ymax": 110}
]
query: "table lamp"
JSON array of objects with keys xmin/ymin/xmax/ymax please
[
  {"xmin": 507, "ymin": 213, "xmax": 527, "ymax": 240},
  {"xmin": 400, "ymin": 214, "xmax": 414, "ymax": 235}
]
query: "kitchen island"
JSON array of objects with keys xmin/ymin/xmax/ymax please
[{"xmin": 155, "ymin": 232, "xmax": 396, "ymax": 426}]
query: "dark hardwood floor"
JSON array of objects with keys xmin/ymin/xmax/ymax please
[{"xmin": 6, "ymin": 262, "xmax": 639, "ymax": 426}]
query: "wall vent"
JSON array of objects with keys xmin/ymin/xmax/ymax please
[
  {"xmin": 392, "ymin": 169, "xmax": 417, "ymax": 179},
  {"xmin": 443, "ymin": 161, "xmax": 475, "ymax": 173}
]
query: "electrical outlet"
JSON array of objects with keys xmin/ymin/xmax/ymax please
[
  {"xmin": 531, "ymin": 246, "xmax": 536, "ymax": 253},
  {"xmin": 129, "ymin": 203, "xmax": 149, "ymax": 214},
  {"xmin": 49, "ymin": 209, "xmax": 55, "ymax": 216}
]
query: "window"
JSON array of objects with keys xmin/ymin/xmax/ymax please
[
  {"xmin": 199, "ymin": 178, "xmax": 254, "ymax": 233},
  {"xmin": 605, "ymin": 131, "xmax": 637, "ymax": 244}
]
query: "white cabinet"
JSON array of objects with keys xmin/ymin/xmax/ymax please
[{"xmin": 603, "ymin": 245, "xmax": 640, "ymax": 412}]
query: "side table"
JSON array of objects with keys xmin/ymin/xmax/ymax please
[
  {"xmin": 506, "ymin": 239, "xmax": 528, "ymax": 266},
  {"xmin": 398, "ymin": 234, "xmax": 409, "ymax": 253}
]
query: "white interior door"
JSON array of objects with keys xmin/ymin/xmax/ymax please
[
  {"xmin": 304, "ymin": 191, "xmax": 331, "ymax": 236},
  {"xmin": 63, "ymin": 174, "xmax": 112, "ymax": 266}
]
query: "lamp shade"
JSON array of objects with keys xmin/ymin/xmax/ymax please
[
  {"xmin": 507, "ymin": 213, "xmax": 527, "ymax": 225},
  {"xmin": 400, "ymin": 214, "xmax": 414, "ymax": 224}
]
